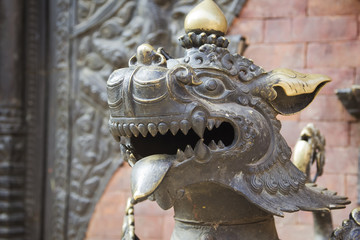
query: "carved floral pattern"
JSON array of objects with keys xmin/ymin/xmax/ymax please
[{"xmin": 67, "ymin": 101, "xmax": 121, "ymax": 239}]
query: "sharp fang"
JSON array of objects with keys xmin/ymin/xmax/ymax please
[
  {"xmin": 184, "ymin": 145, "xmax": 194, "ymax": 158},
  {"xmin": 125, "ymin": 149, "xmax": 131, "ymax": 156},
  {"xmin": 128, "ymin": 153, "xmax": 136, "ymax": 167},
  {"xmin": 207, "ymin": 119, "xmax": 215, "ymax": 131},
  {"xmin": 123, "ymin": 123, "xmax": 132, "ymax": 137},
  {"xmin": 158, "ymin": 122, "xmax": 169, "ymax": 135},
  {"xmin": 195, "ymin": 139, "xmax": 210, "ymax": 160},
  {"xmin": 176, "ymin": 149, "xmax": 186, "ymax": 162},
  {"xmin": 147, "ymin": 123, "xmax": 158, "ymax": 137},
  {"xmin": 180, "ymin": 120, "xmax": 191, "ymax": 135},
  {"xmin": 218, "ymin": 140, "xmax": 225, "ymax": 149},
  {"xmin": 117, "ymin": 123, "xmax": 126, "ymax": 136},
  {"xmin": 170, "ymin": 121, "xmax": 179, "ymax": 135},
  {"xmin": 215, "ymin": 120, "xmax": 222, "ymax": 128},
  {"xmin": 192, "ymin": 115, "xmax": 206, "ymax": 138},
  {"xmin": 137, "ymin": 123, "xmax": 148, "ymax": 137},
  {"xmin": 209, "ymin": 140, "xmax": 217, "ymax": 150},
  {"xmin": 129, "ymin": 123, "xmax": 139, "ymax": 137}
]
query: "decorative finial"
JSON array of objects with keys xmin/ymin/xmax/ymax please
[
  {"xmin": 184, "ymin": 0, "xmax": 228, "ymax": 36},
  {"xmin": 179, "ymin": 0, "xmax": 229, "ymax": 49}
]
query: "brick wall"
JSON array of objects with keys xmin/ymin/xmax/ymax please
[{"xmin": 86, "ymin": 0, "xmax": 360, "ymax": 239}]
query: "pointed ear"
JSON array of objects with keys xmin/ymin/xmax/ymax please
[{"xmin": 267, "ymin": 68, "xmax": 330, "ymax": 115}]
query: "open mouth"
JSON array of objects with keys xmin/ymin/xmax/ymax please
[{"xmin": 120, "ymin": 117, "xmax": 235, "ymax": 164}]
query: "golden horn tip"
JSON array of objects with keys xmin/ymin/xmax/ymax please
[{"xmin": 184, "ymin": 0, "xmax": 228, "ymax": 36}]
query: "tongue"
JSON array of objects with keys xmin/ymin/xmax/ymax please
[{"xmin": 131, "ymin": 154, "xmax": 175, "ymax": 203}]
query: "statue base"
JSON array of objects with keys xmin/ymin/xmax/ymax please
[
  {"xmin": 171, "ymin": 218, "xmax": 279, "ymax": 240},
  {"xmin": 167, "ymin": 182, "xmax": 279, "ymax": 240}
]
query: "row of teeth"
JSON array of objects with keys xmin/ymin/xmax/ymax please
[
  {"xmin": 110, "ymin": 116, "xmax": 223, "ymax": 139},
  {"xmin": 126, "ymin": 138, "xmax": 226, "ymax": 164}
]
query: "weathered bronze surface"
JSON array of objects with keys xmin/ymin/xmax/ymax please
[{"xmin": 107, "ymin": 1, "xmax": 350, "ymax": 239}]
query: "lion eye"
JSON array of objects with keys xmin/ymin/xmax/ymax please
[
  {"xmin": 193, "ymin": 77, "xmax": 231, "ymax": 100},
  {"xmin": 205, "ymin": 79, "xmax": 218, "ymax": 91}
]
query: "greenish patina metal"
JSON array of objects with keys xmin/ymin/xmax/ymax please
[{"xmin": 107, "ymin": 1, "xmax": 350, "ymax": 239}]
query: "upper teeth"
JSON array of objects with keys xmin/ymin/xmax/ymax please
[
  {"xmin": 191, "ymin": 111, "xmax": 206, "ymax": 139},
  {"xmin": 110, "ymin": 116, "xmax": 223, "ymax": 139},
  {"xmin": 180, "ymin": 120, "xmax": 191, "ymax": 135},
  {"xmin": 116, "ymin": 113, "xmax": 229, "ymax": 164},
  {"xmin": 206, "ymin": 119, "xmax": 215, "ymax": 131},
  {"xmin": 129, "ymin": 123, "xmax": 139, "ymax": 137},
  {"xmin": 158, "ymin": 122, "xmax": 169, "ymax": 135},
  {"xmin": 147, "ymin": 123, "xmax": 158, "ymax": 137},
  {"xmin": 170, "ymin": 121, "xmax": 180, "ymax": 135},
  {"xmin": 137, "ymin": 123, "xmax": 148, "ymax": 137},
  {"xmin": 110, "ymin": 111, "xmax": 230, "ymax": 164}
]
